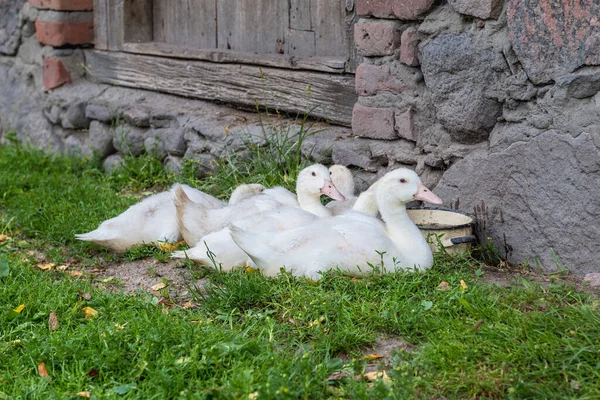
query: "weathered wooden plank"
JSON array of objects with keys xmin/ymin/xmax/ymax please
[
  {"xmin": 123, "ymin": 42, "xmax": 346, "ymax": 73},
  {"xmin": 107, "ymin": 0, "xmax": 124, "ymax": 50},
  {"xmin": 288, "ymin": 30, "xmax": 315, "ymax": 58},
  {"xmin": 85, "ymin": 50, "xmax": 356, "ymax": 126},
  {"xmin": 153, "ymin": 0, "xmax": 216, "ymax": 48},
  {"xmin": 93, "ymin": 0, "xmax": 108, "ymax": 49},
  {"xmin": 124, "ymin": 0, "xmax": 152, "ymax": 43},
  {"xmin": 312, "ymin": 0, "xmax": 347, "ymax": 57},
  {"xmin": 217, "ymin": 0, "xmax": 289, "ymax": 54},
  {"xmin": 290, "ymin": 0, "xmax": 311, "ymax": 31}
]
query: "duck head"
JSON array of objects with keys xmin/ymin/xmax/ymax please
[
  {"xmin": 329, "ymin": 165, "xmax": 355, "ymax": 198},
  {"xmin": 297, "ymin": 164, "xmax": 346, "ymax": 201},
  {"xmin": 376, "ymin": 168, "xmax": 443, "ymax": 207}
]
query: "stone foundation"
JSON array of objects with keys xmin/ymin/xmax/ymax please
[{"xmin": 1, "ymin": 0, "xmax": 599, "ymax": 274}]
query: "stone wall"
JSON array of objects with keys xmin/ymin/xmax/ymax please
[{"xmin": 0, "ymin": 0, "xmax": 599, "ymax": 274}]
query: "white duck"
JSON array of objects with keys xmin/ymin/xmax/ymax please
[
  {"xmin": 75, "ymin": 183, "xmax": 225, "ymax": 252},
  {"xmin": 325, "ymin": 165, "xmax": 357, "ymax": 215},
  {"xmin": 175, "ymin": 164, "xmax": 345, "ymax": 246},
  {"xmin": 230, "ymin": 168, "xmax": 443, "ymax": 280},
  {"xmin": 172, "ymin": 164, "xmax": 347, "ymax": 267}
]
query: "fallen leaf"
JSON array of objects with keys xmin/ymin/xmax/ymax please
[
  {"xmin": 113, "ymin": 383, "xmax": 136, "ymax": 395},
  {"xmin": 151, "ymin": 282, "xmax": 166, "ymax": 291},
  {"xmin": 156, "ymin": 241, "xmax": 184, "ymax": 252},
  {"xmin": 0, "ymin": 234, "xmax": 9, "ymax": 243},
  {"xmin": 473, "ymin": 319, "xmax": 484, "ymax": 332},
  {"xmin": 38, "ymin": 362, "xmax": 50, "ymax": 378},
  {"xmin": 56, "ymin": 264, "xmax": 69, "ymax": 272},
  {"xmin": 288, "ymin": 317, "xmax": 297, "ymax": 325},
  {"xmin": 114, "ymin": 322, "xmax": 128, "ymax": 330},
  {"xmin": 422, "ymin": 301, "xmax": 433, "ymax": 310},
  {"xmin": 361, "ymin": 353, "xmax": 384, "ymax": 361},
  {"xmin": 327, "ymin": 371, "xmax": 348, "ymax": 381},
  {"xmin": 571, "ymin": 380, "xmax": 581, "ymax": 390},
  {"xmin": 14, "ymin": 304, "xmax": 25, "ymax": 313},
  {"xmin": 245, "ymin": 266, "xmax": 259, "ymax": 273},
  {"xmin": 78, "ymin": 291, "xmax": 92, "ymax": 301},
  {"xmin": 37, "ymin": 263, "xmax": 54, "ymax": 271},
  {"xmin": 438, "ymin": 281, "xmax": 451, "ymax": 291},
  {"xmin": 82, "ymin": 307, "xmax": 98, "ymax": 319},
  {"xmin": 48, "ymin": 311, "xmax": 59, "ymax": 331},
  {"xmin": 11, "ymin": 339, "xmax": 22, "ymax": 345},
  {"xmin": 76, "ymin": 391, "xmax": 90, "ymax": 398},
  {"xmin": 248, "ymin": 392, "xmax": 259, "ymax": 400},
  {"xmin": 309, "ymin": 316, "xmax": 325, "ymax": 327},
  {"xmin": 363, "ymin": 371, "xmax": 391, "ymax": 385},
  {"xmin": 175, "ymin": 357, "xmax": 191, "ymax": 365},
  {"xmin": 182, "ymin": 301, "xmax": 194, "ymax": 309},
  {"xmin": 67, "ymin": 270, "xmax": 82, "ymax": 278},
  {"xmin": 87, "ymin": 369, "xmax": 99, "ymax": 378},
  {"xmin": 460, "ymin": 280, "xmax": 468, "ymax": 289}
]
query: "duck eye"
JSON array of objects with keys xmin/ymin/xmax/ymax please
[
  {"xmin": 400, "ymin": 178, "xmax": 407, "ymax": 183},
  {"xmin": 311, "ymin": 172, "xmax": 316, "ymax": 177}
]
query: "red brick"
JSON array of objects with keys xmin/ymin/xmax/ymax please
[
  {"xmin": 43, "ymin": 58, "xmax": 72, "ymax": 90},
  {"xmin": 400, "ymin": 27, "xmax": 420, "ymax": 66},
  {"xmin": 356, "ymin": 0, "xmax": 435, "ymax": 20},
  {"xmin": 29, "ymin": 0, "xmax": 93, "ymax": 11},
  {"xmin": 352, "ymin": 104, "xmax": 397, "ymax": 139},
  {"xmin": 355, "ymin": 63, "xmax": 408, "ymax": 96},
  {"xmin": 35, "ymin": 19, "xmax": 94, "ymax": 46},
  {"xmin": 395, "ymin": 108, "xmax": 416, "ymax": 142},
  {"xmin": 354, "ymin": 21, "xmax": 401, "ymax": 56}
]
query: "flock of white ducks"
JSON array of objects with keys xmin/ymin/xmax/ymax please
[{"xmin": 76, "ymin": 164, "xmax": 443, "ymax": 279}]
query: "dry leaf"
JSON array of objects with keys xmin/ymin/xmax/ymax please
[
  {"xmin": 327, "ymin": 371, "xmax": 348, "ymax": 381},
  {"xmin": 114, "ymin": 322, "xmax": 128, "ymax": 330},
  {"xmin": 245, "ymin": 266, "xmax": 259, "ymax": 273},
  {"xmin": 37, "ymin": 263, "xmax": 55, "ymax": 271},
  {"xmin": 248, "ymin": 392, "xmax": 259, "ymax": 400},
  {"xmin": 87, "ymin": 369, "xmax": 99, "ymax": 378},
  {"xmin": 288, "ymin": 317, "xmax": 297, "ymax": 325},
  {"xmin": 67, "ymin": 270, "xmax": 82, "ymax": 278},
  {"xmin": 78, "ymin": 291, "xmax": 92, "ymax": 301},
  {"xmin": 473, "ymin": 319, "xmax": 484, "ymax": 332},
  {"xmin": 48, "ymin": 311, "xmax": 59, "ymax": 331},
  {"xmin": 81, "ymin": 307, "xmax": 98, "ymax": 319},
  {"xmin": 11, "ymin": 339, "xmax": 22, "ymax": 345},
  {"xmin": 460, "ymin": 280, "xmax": 468, "ymax": 289},
  {"xmin": 38, "ymin": 362, "xmax": 50, "ymax": 378},
  {"xmin": 151, "ymin": 282, "xmax": 167, "ymax": 291},
  {"xmin": 309, "ymin": 316, "xmax": 325, "ymax": 327},
  {"xmin": 14, "ymin": 304, "xmax": 25, "ymax": 313},
  {"xmin": 182, "ymin": 301, "xmax": 194, "ymax": 309},
  {"xmin": 156, "ymin": 241, "xmax": 185, "ymax": 252},
  {"xmin": 361, "ymin": 353, "xmax": 384, "ymax": 361},
  {"xmin": 0, "ymin": 234, "xmax": 9, "ymax": 243},
  {"xmin": 76, "ymin": 391, "xmax": 91, "ymax": 398},
  {"xmin": 438, "ymin": 281, "xmax": 451, "ymax": 291},
  {"xmin": 56, "ymin": 264, "xmax": 69, "ymax": 272},
  {"xmin": 363, "ymin": 371, "xmax": 391, "ymax": 385}
]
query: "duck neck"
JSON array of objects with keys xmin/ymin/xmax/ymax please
[
  {"xmin": 298, "ymin": 192, "xmax": 330, "ymax": 217},
  {"xmin": 379, "ymin": 200, "xmax": 433, "ymax": 270}
]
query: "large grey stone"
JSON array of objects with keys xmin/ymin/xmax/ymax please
[
  {"xmin": 62, "ymin": 101, "xmax": 90, "ymax": 129},
  {"xmin": 144, "ymin": 128, "xmax": 186, "ymax": 159},
  {"xmin": 113, "ymin": 124, "xmax": 148, "ymax": 156},
  {"xmin": 87, "ymin": 121, "xmax": 116, "ymax": 158},
  {"xmin": 331, "ymin": 138, "xmax": 381, "ymax": 172},
  {"xmin": 420, "ymin": 33, "xmax": 505, "ymax": 144},
  {"xmin": 0, "ymin": 0, "xmax": 26, "ymax": 55},
  {"xmin": 555, "ymin": 67, "xmax": 600, "ymax": 99},
  {"xmin": 435, "ymin": 130, "xmax": 600, "ymax": 274},
  {"xmin": 103, "ymin": 153, "xmax": 125, "ymax": 174}
]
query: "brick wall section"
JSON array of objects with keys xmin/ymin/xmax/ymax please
[
  {"xmin": 29, "ymin": 1, "xmax": 93, "ymax": 90},
  {"xmin": 29, "ymin": 0, "xmax": 93, "ymax": 11}
]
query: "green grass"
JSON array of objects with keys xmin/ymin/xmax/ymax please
[{"xmin": 1, "ymin": 141, "xmax": 599, "ymax": 399}]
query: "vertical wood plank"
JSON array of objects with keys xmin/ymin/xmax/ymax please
[
  {"xmin": 124, "ymin": 0, "xmax": 152, "ymax": 43},
  {"xmin": 311, "ymin": 0, "xmax": 347, "ymax": 57},
  {"xmin": 288, "ymin": 30, "xmax": 315, "ymax": 57},
  {"xmin": 217, "ymin": 0, "xmax": 289, "ymax": 54},
  {"xmin": 153, "ymin": 0, "xmax": 216, "ymax": 48},
  {"xmin": 290, "ymin": 0, "xmax": 311, "ymax": 31},
  {"xmin": 93, "ymin": 0, "xmax": 108, "ymax": 49},
  {"xmin": 106, "ymin": 0, "xmax": 124, "ymax": 50}
]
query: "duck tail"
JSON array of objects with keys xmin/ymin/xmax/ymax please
[{"xmin": 229, "ymin": 225, "xmax": 269, "ymax": 267}]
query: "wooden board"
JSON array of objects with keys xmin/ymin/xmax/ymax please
[
  {"xmin": 123, "ymin": 42, "xmax": 346, "ymax": 73},
  {"xmin": 217, "ymin": 0, "xmax": 289, "ymax": 54},
  {"xmin": 93, "ymin": 0, "xmax": 125, "ymax": 50},
  {"xmin": 124, "ymin": 0, "xmax": 152, "ymax": 43},
  {"xmin": 312, "ymin": 0, "xmax": 347, "ymax": 57},
  {"xmin": 287, "ymin": 30, "xmax": 316, "ymax": 58},
  {"xmin": 290, "ymin": 0, "xmax": 311, "ymax": 31},
  {"xmin": 153, "ymin": 0, "xmax": 217, "ymax": 48},
  {"xmin": 85, "ymin": 50, "xmax": 356, "ymax": 126}
]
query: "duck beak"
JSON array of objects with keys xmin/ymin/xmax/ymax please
[
  {"xmin": 321, "ymin": 179, "xmax": 346, "ymax": 201},
  {"xmin": 413, "ymin": 183, "xmax": 443, "ymax": 205}
]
